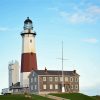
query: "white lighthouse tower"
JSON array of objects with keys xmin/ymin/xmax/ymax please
[{"xmin": 20, "ymin": 17, "xmax": 37, "ymax": 88}]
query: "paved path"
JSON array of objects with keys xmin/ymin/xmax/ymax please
[{"xmin": 40, "ymin": 94, "xmax": 70, "ymax": 100}]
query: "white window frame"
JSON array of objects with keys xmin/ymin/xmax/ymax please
[
  {"xmin": 75, "ymin": 84, "xmax": 78, "ymax": 89},
  {"xmin": 43, "ymin": 77, "xmax": 46, "ymax": 81},
  {"xmin": 34, "ymin": 77, "xmax": 37, "ymax": 82},
  {"xmin": 71, "ymin": 85, "xmax": 73, "ymax": 89},
  {"xmin": 75, "ymin": 77, "xmax": 78, "ymax": 82},
  {"xmin": 60, "ymin": 77, "xmax": 63, "ymax": 82},
  {"xmin": 49, "ymin": 77, "xmax": 53, "ymax": 82},
  {"xmin": 32, "ymin": 72, "xmax": 34, "ymax": 76},
  {"xmin": 31, "ymin": 85, "xmax": 33, "ymax": 90},
  {"xmin": 65, "ymin": 77, "xmax": 68, "ymax": 82},
  {"xmin": 50, "ymin": 84, "xmax": 53, "ymax": 89},
  {"xmin": 55, "ymin": 84, "xmax": 58, "ymax": 89},
  {"xmin": 43, "ymin": 84, "xmax": 46, "ymax": 89},
  {"xmin": 31, "ymin": 78, "xmax": 33, "ymax": 83},
  {"xmin": 35, "ymin": 85, "xmax": 37, "ymax": 90},
  {"xmin": 55, "ymin": 77, "xmax": 58, "ymax": 82},
  {"xmin": 70, "ymin": 77, "xmax": 73, "ymax": 82}
]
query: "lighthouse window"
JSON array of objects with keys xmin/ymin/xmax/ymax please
[{"xmin": 30, "ymin": 39, "xmax": 32, "ymax": 43}]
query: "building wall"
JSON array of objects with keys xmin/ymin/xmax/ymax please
[
  {"xmin": 29, "ymin": 72, "xmax": 38, "ymax": 93},
  {"xmin": 20, "ymin": 72, "xmax": 30, "ymax": 87},
  {"xmin": 29, "ymin": 73, "xmax": 79, "ymax": 94},
  {"xmin": 8, "ymin": 61, "xmax": 19, "ymax": 87},
  {"xmin": 38, "ymin": 75, "xmax": 79, "ymax": 93}
]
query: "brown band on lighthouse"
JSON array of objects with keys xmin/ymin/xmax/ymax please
[{"xmin": 21, "ymin": 53, "xmax": 37, "ymax": 72}]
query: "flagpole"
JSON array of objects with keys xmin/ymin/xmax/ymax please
[{"xmin": 62, "ymin": 41, "xmax": 65, "ymax": 92}]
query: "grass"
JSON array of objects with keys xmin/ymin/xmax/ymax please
[
  {"xmin": 92, "ymin": 95, "xmax": 100, "ymax": 100},
  {"xmin": 0, "ymin": 94, "xmax": 53, "ymax": 100},
  {"xmin": 49, "ymin": 93, "xmax": 96, "ymax": 100},
  {"xmin": 31, "ymin": 94, "xmax": 53, "ymax": 100},
  {"xmin": 0, "ymin": 95, "xmax": 27, "ymax": 100},
  {"xmin": 0, "ymin": 93, "xmax": 99, "ymax": 100}
]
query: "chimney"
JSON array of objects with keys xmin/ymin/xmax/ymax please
[
  {"xmin": 44, "ymin": 67, "xmax": 47, "ymax": 73},
  {"xmin": 73, "ymin": 70, "xmax": 76, "ymax": 73}
]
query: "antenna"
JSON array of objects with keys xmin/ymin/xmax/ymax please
[{"xmin": 57, "ymin": 41, "xmax": 69, "ymax": 92}]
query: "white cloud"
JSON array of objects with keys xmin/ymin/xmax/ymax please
[
  {"xmin": 0, "ymin": 27, "xmax": 20, "ymax": 32},
  {"xmin": 0, "ymin": 27, "xmax": 9, "ymax": 32},
  {"xmin": 60, "ymin": 11, "xmax": 93, "ymax": 23},
  {"xmin": 48, "ymin": 7, "xmax": 59, "ymax": 11},
  {"xmin": 82, "ymin": 38, "xmax": 98, "ymax": 43},
  {"xmin": 88, "ymin": 5, "xmax": 100, "ymax": 14},
  {"xmin": 59, "ymin": 5, "xmax": 100, "ymax": 24},
  {"xmin": 80, "ymin": 82, "xmax": 100, "ymax": 96}
]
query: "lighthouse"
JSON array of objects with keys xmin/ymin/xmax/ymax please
[{"xmin": 20, "ymin": 17, "xmax": 37, "ymax": 87}]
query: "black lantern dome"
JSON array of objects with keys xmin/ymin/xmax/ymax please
[
  {"xmin": 24, "ymin": 17, "xmax": 33, "ymax": 30},
  {"xmin": 24, "ymin": 17, "xmax": 32, "ymax": 24}
]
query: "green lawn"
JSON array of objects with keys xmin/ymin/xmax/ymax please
[
  {"xmin": 49, "ymin": 93, "xmax": 96, "ymax": 100},
  {"xmin": 0, "ymin": 94, "xmax": 53, "ymax": 100},
  {"xmin": 31, "ymin": 94, "xmax": 53, "ymax": 100},
  {"xmin": 0, "ymin": 93, "xmax": 99, "ymax": 100},
  {"xmin": 92, "ymin": 95, "xmax": 100, "ymax": 100}
]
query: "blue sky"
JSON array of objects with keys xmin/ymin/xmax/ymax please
[{"xmin": 0, "ymin": 0, "xmax": 100, "ymax": 96}]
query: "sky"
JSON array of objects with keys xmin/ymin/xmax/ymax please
[{"xmin": 0, "ymin": 0, "xmax": 100, "ymax": 96}]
